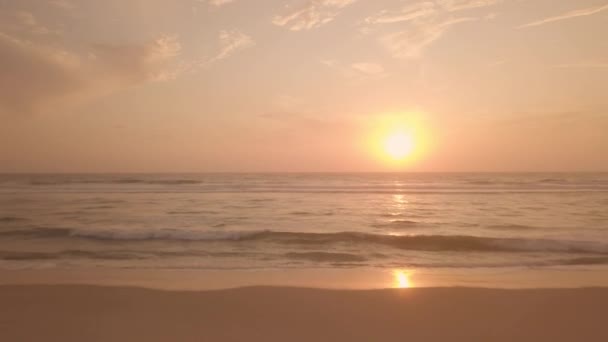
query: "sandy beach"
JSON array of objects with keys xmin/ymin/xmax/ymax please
[{"xmin": 1, "ymin": 285, "xmax": 607, "ymax": 342}]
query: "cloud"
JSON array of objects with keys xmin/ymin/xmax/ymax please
[
  {"xmin": 0, "ymin": 10, "xmax": 60, "ymax": 36},
  {"xmin": 176, "ymin": 29, "xmax": 254, "ymax": 74},
  {"xmin": 554, "ymin": 62, "xmax": 608, "ymax": 69},
  {"xmin": 363, "ymin": 0, "xmax": 500, "ymax": 25},
  {"xmin": 203, "ymin": 0, "xmax": 236, "ymax": 7},
  {"xmin": 212, "ymin": 30, "xmax": 255, "ymax": 62},
  {"xmin": 0, "ymin": 24, "xmax": 254, "ymax": 116},
  {"xmin": 380, "ymin": 17, "xmax": 476, "ymax": 58},
  {"xmin": 488, "ymin": 59, "xmax": 507, "ymax": 67},
  {"xmin": 322, "ymin": 60, "xmax": 386, "ymax": 80},
  {"xmin": 363, "ymin": 1, "xmax": 498, "ymax": 58},
  {"xmin": 0, "ymin": 33, "xmax": 80, "ymax": 115},
  {"xmin": 91, "ymin": 35, "xmax": 182, "ymax": 82},
  {"xmin": 0, "ymin": 33, "xmax": 182, "ymax": 115},
  {"xmin": 518, "ymin": 3, "xmax": 608, "ymax": 29},
  {"xmin": 436, "ymin": 0, "xmax": 502, "ymax": 12},
  {"xmin": 273, "ymin": 0, "xmax": 356, "ymax": 31},
  {"xmin": 350, "ymin": 62, "xmax": 386, "ymax": 76},
  {"xmin": 365, "ymin": 2, "xmax": 437, "ymax": 25},
  {"xmin": 48, "ymin": 0, "xmax": 75, "ymax": 11}
]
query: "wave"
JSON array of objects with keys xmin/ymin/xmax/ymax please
[
  {"xmin": 6, "ymin": 188, "xmax": 608, "ymax": 195},
  {"xmin": 3, "ymin": 249, "xmax": 608, "ymax": 268},
  {"xmin": 27, "ymin": 178, "xmax": 202, "ymax": 186},
  {"xmin": 0, "ymin": 250, "xmax": 150, "ymax": 261},
  {"xmin": 3, "ymin": 174, "xmax": 608, "ymax": 194},
  {"xmin": 82, "ymin": 205, "xmax": 116, "ymax": 210},
  {"xmin": 166, "ymin": 210, "xmax": 209, "ymax": 215},
  {"xmin": 283, "ymin": 252, "xmax": 367, "ymax": 263},
  {"xmin": 486, "ymin": 224, "xmax": 538, "ymax": 231},
  {"xmin": 0, "ymin": 216, "xmax": 27, "ymax": 223},
  {"xmin": 560, "ymin": 256, "xmax": 608, "ymax": 266},
  {"xmin": 0, "ymin": 249, "xmax": 258, "ymax": 261},
  {"xmin": 463, "ymin": 179, "xmax": 567, "ymax": 186},
  {"xmin": 2, "ymin": 228, "xmax": 608, "ymax": 255},
  {"xmin": 372, "ymin": 220, "xmax": 421, "ymax": 229}
]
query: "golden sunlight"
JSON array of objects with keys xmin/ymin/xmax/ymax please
[
  {"xmin": 365, "ymin": 112, "xmax": 430, "ymax": 168},
  {"xmin": 385, "ymin": 132, "xmax": 415, "ymax": 160},
  {"xmin": 393, "ymin": 270, "xmax": 412, "ymax": 289}
]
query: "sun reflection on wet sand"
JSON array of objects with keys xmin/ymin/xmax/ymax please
[{"xmin": 393, "ymin": 270, "xmax": 412, "ymax": 288}]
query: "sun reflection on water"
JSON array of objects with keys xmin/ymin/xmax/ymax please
[
  {"xmin": 392, "ymin": 194, "xmax": 408, "ymax": 207},
  {"xmin": 385, "ymin": 194, "xmax": 409, "ymax": 218}
]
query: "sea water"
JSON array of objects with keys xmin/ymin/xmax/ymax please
[{"xmin": 1, "ymin": 173, "xmax": 607, "ymax": 288}]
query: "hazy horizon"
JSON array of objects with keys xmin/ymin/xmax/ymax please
[
  {"xmin": 1, "ymin": 0, "xmax": 607, "ymax": 173},
  {"xmin": 2, "ymin": 170, "xmax": 608, "ymax": 174}
]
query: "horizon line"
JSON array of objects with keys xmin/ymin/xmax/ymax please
[{"xmin": 1, "ymin": 171, "xmax": 607, "ymax": 175}]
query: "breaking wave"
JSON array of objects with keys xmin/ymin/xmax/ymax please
[
  {"xmin": 2, "ymin": 227, "xmax": 608, "ymax": 255},
  {"xmin": 2, "ymin": 249, "xmax": 608, "ymax": 268}
]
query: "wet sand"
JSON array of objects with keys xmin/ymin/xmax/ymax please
[{"xmin": 1, "ymin": 285, "xmax": 607, "ymax": 341}]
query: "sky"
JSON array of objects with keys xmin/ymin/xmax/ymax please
[{"xmin": 0, "ymin": 0, "xmax": 607, "ymax": 172}]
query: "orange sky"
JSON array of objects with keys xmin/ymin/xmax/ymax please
[{"xmin": 1, "ymin": 0, "xmax": 607, "ymax": 172}]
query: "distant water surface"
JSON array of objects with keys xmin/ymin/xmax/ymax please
[{"xmin": 1, "ymin": 173, "xmax": 607, "ymax": 287}]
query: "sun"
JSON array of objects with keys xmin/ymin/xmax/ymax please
[
  {"xmin": 363, "ymin": 112, "xmax": 430, "ymax": 168},
  {"xmin": 393, "ymin": 270, "xmax": 412, "ymax": 288},
  {"xmin": 384, "ymin": 132, "xmax": 415, "ymax": 160}
]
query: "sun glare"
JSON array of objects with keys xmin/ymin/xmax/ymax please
[
  {"xmin": 385, "ymin": 132, "xmax": 414, "ymax": 160},
  {"xmin": 365, "ymin": 112, "xmax": 430, "ymax": 168},
  {"xmin": 393, "ymin": 270, "xmax": 412, "ymax": 289}
]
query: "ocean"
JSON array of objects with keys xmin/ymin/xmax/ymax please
[{"xmin": 1, "ymin": 173, "xmax": 608, "ymax": 288}]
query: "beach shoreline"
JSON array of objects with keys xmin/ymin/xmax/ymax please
[
  {"xmin": 3, "ymin": 266, "xmax": 608, "ymax": 290},
  {"xmin": 1, "ymin": 284, "xmax": 607, "ymax": 342}
]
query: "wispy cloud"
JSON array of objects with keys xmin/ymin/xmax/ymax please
[
  {"xmin": 209, "ymin": 30, "xmax": 255, "ymax": 63},
  {"xmin": 0, "ymin": 32, "xmax": 182, "ymax": 115},
  {"xmin": 381, "ymin": 17, "xmax": 476, "ymax": 58},
  {"xmin": 203, "ymin": 0, "xmax": 236, "ymax": 7},
  {"xmin": 437, "ymin": 0, "xmax": 502, "ymax": 12},
  {"xmin": 365, "ymin": 2, "xmax": 436, "ymax": 25},
  {"xmin": 91, "ymin": 35, "xmax": 182, "ymax": 82},
  {"xmin": 554, "ymin": 61, "xmax": 608, "ymax": 69},
  {"xmin": 363, "ymin": 0, "xmax": 498, "ymax": 58},
  {"xmin": 16, "ymin": 11, "xmax": 57, "ymax": 35},
  {"xmin": 518, "ymin": 3, "xmax": 608, "ymax": 29},
  {"xmin": 0, "ymin": 25, "xmax": 257, "ymax": 116},
  {"xmin": 0, "ymin": 10, "xmax": 61, "ymax": 36},
  {"xmin": 273, "ymin": 0, "xmax": 356, "ymax": 31},
  {"xmin": 322, "ymin": 60, "xmax": 387, "ymax": 80},
  {"xmin": 48, "ymin": 0, "xmax": 75, "ymax": 11},
  {"xmin": 350, "ymin": 62, "xmax": 385, "ymax": 76},
  {"xmin": 488, "ymin": 59, "xmax": 507, "ymax": 67},
  {"xmin": 364, "ymin": 0, "xmax": 499, "ymax": 25},
  {"xmin": 181, "ymin": 29, "xmax": 255, "ymax": 73}
]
